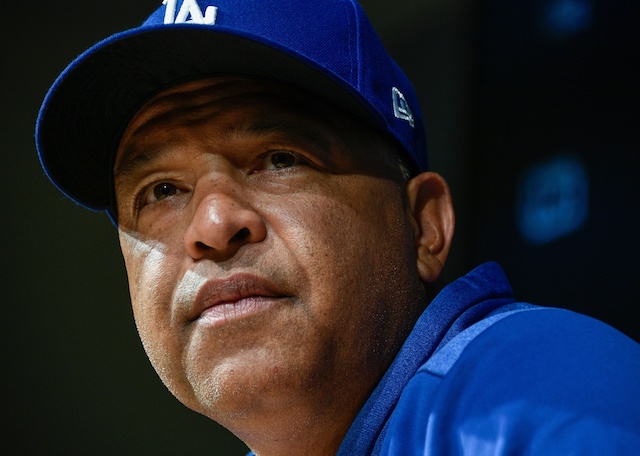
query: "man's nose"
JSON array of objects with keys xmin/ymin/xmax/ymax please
[{"xmin": 184, "ymin": 180, "xmax": 267, "ymax": 262}]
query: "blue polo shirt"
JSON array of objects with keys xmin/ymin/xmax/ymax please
[{"xmin": 246, "ymin": 262, "xmax": 640, "ymax": 454}]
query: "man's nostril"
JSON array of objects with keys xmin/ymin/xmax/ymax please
[{"xmin": 231, "ymin": 227, "xmax": 251, "ymax": 242}]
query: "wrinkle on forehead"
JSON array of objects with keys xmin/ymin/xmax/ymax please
[
  {"xmin": 120, "ymin": 77, "xmax": 298, "ymax": 144},
  {"xmin": 115, "ymin": 76, "xmax": 342, "ymax": 181}
]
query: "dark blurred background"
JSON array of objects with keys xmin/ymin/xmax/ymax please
[{"xmin": 3, "ymin": 0, "xmax": 638, "ymax": 454}]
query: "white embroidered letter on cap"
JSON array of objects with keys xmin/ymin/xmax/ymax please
[
  {"xmin": 392, "ymin": 87, "xmax": 415, "ymax": 128},
  {"xmin": 163, "ymin": 0, "xmax": 218, "ymax": 25}
]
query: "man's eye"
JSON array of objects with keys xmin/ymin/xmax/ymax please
[
  {"xmin": 265, "ymin": 151, "xmax": 300, "ymax": 170},
  {"xmin": 147, "ymin": 182, "xmax": 180, "ymax": 204}
]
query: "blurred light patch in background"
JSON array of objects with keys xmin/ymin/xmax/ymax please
[
  {"xmin": 517, "ymin": 154, "xmax": 589, "ymax": 245},
  {"xmin": 540, "ymin": 0, "xmax": 594, "ymax": 39}
]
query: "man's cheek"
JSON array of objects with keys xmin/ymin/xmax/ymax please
[{"xmin": 120, "ymin": 231, "xmax": 169, "ymax": 301}]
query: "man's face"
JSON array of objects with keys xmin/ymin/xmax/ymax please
[{"xmin": 113, "ymin": 77, "xmax": 426, "ymax": 432}]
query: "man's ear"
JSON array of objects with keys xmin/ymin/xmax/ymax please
[{"xmin": 406, "ymin": 172, "xmax": 455, "ymax": 283}]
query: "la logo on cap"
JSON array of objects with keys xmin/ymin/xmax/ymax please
[{"xmin": 163, "ymin": 0, "xmax": 218, "ymax": 25}]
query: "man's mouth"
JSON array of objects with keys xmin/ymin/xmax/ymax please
[{"xmin": 191, "ymin": 273, "xmax": 290, "ymax": 325}]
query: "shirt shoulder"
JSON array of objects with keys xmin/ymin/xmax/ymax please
[{"xmin": 380, "ymin": 307, "xmax": 640, "ymax": 455}]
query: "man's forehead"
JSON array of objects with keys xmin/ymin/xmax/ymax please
[
  {"xmin": 123, "ymin": 76, "xmax": 352, "ymax": 138},
  {"xmin": 112, "ymin": 75, "xmax": 399, "ymax": 187},
  {"xmin": 121, "ymin": 76, "xmax": 343, "ymax": 139},
  {"xmin": 114, "ymin": 116, "xmax": 339, "ymax": 180}
]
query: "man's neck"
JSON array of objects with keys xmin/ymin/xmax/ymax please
[{"xmin": 225, "ymin": 398, "xmax": 358, "ymax": 456}]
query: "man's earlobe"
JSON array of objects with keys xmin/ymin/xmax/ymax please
[{"xmin": 406, "ymin": 172, "xmax": 455, "ymax": 283}]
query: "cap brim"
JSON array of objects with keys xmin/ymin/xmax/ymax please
[{"xmin": 36, "ymin": 24, "xmax": 380, "ymax": 213}]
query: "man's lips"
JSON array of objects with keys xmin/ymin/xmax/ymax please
[{"xmin": 191, "ymin": 273, "xmax": 289, "ymax": 325}]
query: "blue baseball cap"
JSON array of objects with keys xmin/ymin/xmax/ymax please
[{"xmin": 36, "ymin": 0, "xmax": 427, "ymax": 218}]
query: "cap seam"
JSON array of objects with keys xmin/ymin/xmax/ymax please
[{"xmin": 347, "ymin": 0, "xmax": 362, "ymax": 91}]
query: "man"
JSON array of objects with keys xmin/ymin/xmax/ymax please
[{"xmin": 36, "ymin": 0, "xmax": 640, "ymax": 455}]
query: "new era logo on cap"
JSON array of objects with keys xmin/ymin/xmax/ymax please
[
  {"xmin": 163, "ymin": 0, "xmax": 218, "ymax": 25},
  {"xmin": 392, "ymin": 87, "xmax": 415, "ymax": 128}
]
